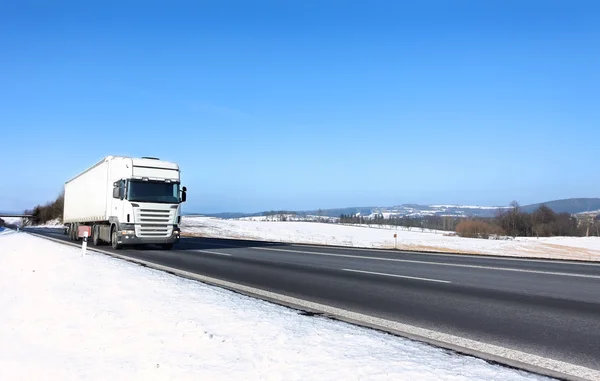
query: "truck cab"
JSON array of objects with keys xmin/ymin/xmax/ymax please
[{"xmin": 106, "ymin": 157, "xmax": 186, "ymax": 249}]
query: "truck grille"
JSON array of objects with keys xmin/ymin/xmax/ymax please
[{"xmin": 135, "ymin": 208, "xmax": 175, "ymax": 238}]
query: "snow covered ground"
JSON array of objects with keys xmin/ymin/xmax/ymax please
[
  {"xmin": 181, "ymin": 217, "xmax": 600, "ymax": 261},
  {"xmin": 0, "ymin": 216, "xmax": 24, "ymax": 226},
  {"xmin": 25, "ymin": 217, "xmax": 63, "ymax": 228},
  {"xmin": 0, "ymin": 231, "xmax": 551, "ymax": 381}
]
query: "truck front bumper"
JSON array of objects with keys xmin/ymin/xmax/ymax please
[{"xmin": 117, "ymin": 229, "xmax": 181, "ymax": 246}]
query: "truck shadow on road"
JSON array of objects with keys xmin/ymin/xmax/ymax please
[
  {"xmin": 171, "ymin": 236, "xmax": 292, "ymax": 251},
  {"xmin": 118, "ymin": 237, "xmax": 292, "ymax": 252}
]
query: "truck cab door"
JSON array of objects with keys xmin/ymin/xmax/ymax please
[{"xmin": 111, "ymin": 180, "xmax": 126, "ymax": 221}]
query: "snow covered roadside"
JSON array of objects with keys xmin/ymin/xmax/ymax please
[
  {"xmin": 0, "ymin": 232, "xmax": 550, "ymax": 381},
  {"xmin": 181, "ymin": 217, "xmax": 600, "ymax": 261},
  {"xmin": 1, "ymin": 217, "xmax": 23, "ymax": 226},
  {"xmin": 0, "ymin": 217, "xmax": 62, "ymax": 229},
  {"xmin": 24, "ymin": 217, "xmax": 63, "ymax": 228}
]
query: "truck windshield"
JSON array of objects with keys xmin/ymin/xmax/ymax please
[{"xmin": 127, "ymin": 180, "xmax": 180, "ymax": 204}]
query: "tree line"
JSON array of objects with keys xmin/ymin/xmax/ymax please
[
  {"xmin": 494, "ymin": 202, "xmax": 585, "ymax": 237},
  {"xmin": 24, "ymin": 192, "xmax": 64, "ymax": 226},
  {"xmin": 340, "ymin": 214, "xmax": 461, "ymax": 231},
  {"xmin": 341, "ymin": 201, "xmax": 600, "ymax": 238}
]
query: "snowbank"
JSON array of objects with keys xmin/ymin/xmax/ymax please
[
  {"xmin": 0, "ymin": 232, "xmax": 549, "ymax": 381},
  {"xmin": 26, "ymin": 218, "xmax": 63, "ymax": 228},
  {"xmin": 181, "ymin": 217, "xmax": 600, "ymax": 261},
  {"xmin": 1, "ymin": 217, "xmax": 23, "ymax": 226}
]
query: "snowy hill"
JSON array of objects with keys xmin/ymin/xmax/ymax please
[
  {"xmin": 365, "ymin": 204, "xmax": 510, "ymax": 219},
  {"xmin": 195, "ymin": 198, "xmax": 600, "ymax": 220},
  {"xmin": 520, "ymin": 198, "xmax": 600, "ymax": 215}
]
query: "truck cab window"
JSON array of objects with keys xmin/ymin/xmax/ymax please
[
  {"xmin": 127, "ymin": 180, "xmax": 180, "ymax": 204},
  {"xmin": 119, "ymin": 180, "xmax": 126, "ymax": 199}
]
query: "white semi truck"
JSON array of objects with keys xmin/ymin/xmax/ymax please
[{"xmin": 63, "ymin": 156, "xmax": 187, "ymax": 250}]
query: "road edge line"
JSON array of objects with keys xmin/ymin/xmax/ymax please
[{"xmin": 26, "ymin": 231, "xmax": 597, "ymax": 381}]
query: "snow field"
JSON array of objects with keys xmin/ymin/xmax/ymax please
[
  {"xmin": 1, "ymin": 216, "xmax": 23, "ymax": 226},
  {"xmin": 181, "ymin": 217, "xmax": 600, "ymax": 261},
  {"xmin": 0, "ymin": 232, "xmax": 551, "ymax": 381}
]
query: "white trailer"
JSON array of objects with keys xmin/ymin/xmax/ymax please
[{"xmin": 63, "ymin": 156, "xmax": 187, "ymax": 250}]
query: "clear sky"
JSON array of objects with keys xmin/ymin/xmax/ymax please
[{"xmin": 1, "ymin": 1, "xmax": 598, "ymax": 213}]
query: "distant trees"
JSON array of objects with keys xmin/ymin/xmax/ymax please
[
  {"xmin": 264, "ymin": 210, "xmax": 297, "ymax": 217},
  {"xmin": 594, "ymin": 219, "xmax": 600, "ymax": 237},
  {"xmin": 24, "ymin": 191, "xmax": 64, "ymax": 225},
  {"xmin": 456, "ymin": 220, "xmax": 498, "ymax": 239},
  {"xmin": 339, "ymin": 214, "xmax": 366, "ymax": 225},
  {"xmin": 495, "ymin": 201, "xmax": 528, "ymax": 237},
  {"xmin": 578, "ymin": 213, "xmax": 599, "ymax": 237},
  {"xmin": 339, "ymin": 214, "xmax": 461, "ymax": 232},
  {"xmin": 339, "ymin": 202, "xmax": 594, "ymax": 238},
  {"xmin": 495, "ymin": 202, "xmax": 581, "ymax": 237}
]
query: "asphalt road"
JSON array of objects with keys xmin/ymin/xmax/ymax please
[{"xmin": 29, "ymin": 228, "xmax": 600, "ymax": 372}]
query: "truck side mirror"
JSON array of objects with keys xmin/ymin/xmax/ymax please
[{"xmin": 181, "ymin": 190, "xmax": 187, "ymax": 203}]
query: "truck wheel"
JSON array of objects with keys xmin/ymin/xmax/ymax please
[
  {"xmin": 92, "ymin": 226, "xmax": 101, "ymax": 246},
  {"xmin": 161, "ymin": 243, "xmax": 173, "ymax": 250},
  {"xmin": 72, "ymin": 223, "xmax": 79, "ymax": 241},
  {"xmin": 111, "ymin": 228, "xmax": 122, "ymax": 250}
]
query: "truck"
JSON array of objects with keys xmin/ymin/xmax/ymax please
[{"xmin": 63, "ymin": 156, "xmax": 187, "ymax": 250}]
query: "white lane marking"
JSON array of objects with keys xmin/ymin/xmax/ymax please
[
  {"xmin": 196, "ymin": 239, "xmax": 600, "ymax": 267},
  {"xmin": 193, "ymin": 250, "xmax": 231, "ymax": 256},
  {"xmin": 252, "ymin": 247, "xmax": 600, "ymax": 279},
  {"xmin": 342, "ymin": 268, "xmax": 451, "ymax": 284}
]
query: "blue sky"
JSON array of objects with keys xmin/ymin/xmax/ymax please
[{"xmin": 1, "ymin": 1, "xmax": 599, "ymax": 213}]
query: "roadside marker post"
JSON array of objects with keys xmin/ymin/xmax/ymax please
[
  {"xmin": 394, "ymin": 233, "xmax": 397, "ymax": 249},
  {"xmin": 81, "ymin": 231, "xmax": 88, "ymax": 256}
]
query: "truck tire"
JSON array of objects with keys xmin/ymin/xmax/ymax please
[
  {"xmin": 72, "ymin": 223, "xmax": 79, "ymax": 241},
  {"xmin": 92, "ymin": 225, "xmax": 101, "ymax": 246},
  {"xmin": 111, "ymin": 228, "xmax": 122, "ymax": 250}
]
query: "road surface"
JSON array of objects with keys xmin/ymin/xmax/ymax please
[{"xmin": 28, "ymin": 227, "xmax": 600, "ymax": 373}]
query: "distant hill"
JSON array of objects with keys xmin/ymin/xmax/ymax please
[
  {"xmin": 520, "ymin": 198, "xmax": 600, "ymax": 215},
  {"xmin": 190, "ymin": 212, "xmax": 262, "ymax": 219},
  {"xmin": 188, "ymin": 198, "xmax": 600, "ymax": 219},
  {"xmin": 296, "ymin": 207, "xmax": 376, "ymax": 218}
]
